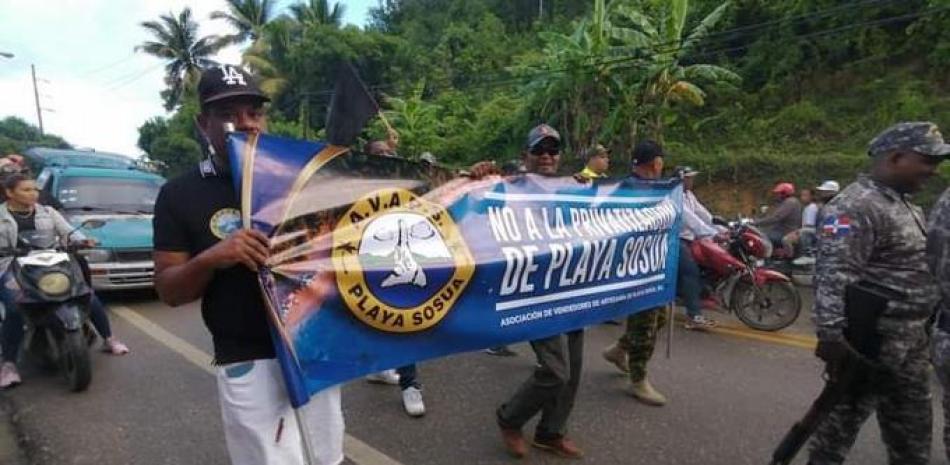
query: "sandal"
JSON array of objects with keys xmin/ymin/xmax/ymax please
[{"xmin": 103, "ymin": 338, "xmax": 130, "ymax": 355}]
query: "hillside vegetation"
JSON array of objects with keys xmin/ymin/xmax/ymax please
[{"xmin": 132, "ymin": 0, "xmax": 949, "ymax": 210}]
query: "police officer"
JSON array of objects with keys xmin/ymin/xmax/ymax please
[
  {"xmin": 601, "ymin": 140, "xmax": 670, "ymax": 406},
  {"xmin": 809, "ymin": 122, "xmax": 949, "ymax": 465},
  {"xmin": 152, "ymin": 65, "xmax": 344, "ymax": 465},
  {"xmin": 928, "ymin": 178, "xmax": 950, "ymax": 462}
]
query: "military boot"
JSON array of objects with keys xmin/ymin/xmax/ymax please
[
  {"xmin": 601, "ymin": 342, "xmax": 629, "ymax": 374},
  {"xmin": 630, "ymin": 379, "xmax": 667, "ymax": 406}
]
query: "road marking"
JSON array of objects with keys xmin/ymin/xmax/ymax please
[
  {"xmin": 668, "ymin": 313, "xmax": 818, "ymax": 350},
  {"xmin": 707, "ymin": 325, "xmax": 817, "ymax": 350},
  {"xmin": 111, "ymin": 306, "xmax": 215, "ymax": 375},
  {"xmin": 110, "ymin": 305, "xmax": 404, "ymax": 465}
]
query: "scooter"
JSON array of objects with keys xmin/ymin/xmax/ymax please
[
  {"xmin": 692, "ymin": 219, "xmax": 802, "ymax": 331},
  {"xmin": 4, "ymin": 220, "xmax": 103, "ymax": 392}
]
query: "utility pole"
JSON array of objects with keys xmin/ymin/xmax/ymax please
[
  {"xmin": 31, "ymin": 64, "xmax": 44, "ymax": 135},
  {"xmin": 539, "ymin": 0, "xmax": 544, "ymax": 20}
]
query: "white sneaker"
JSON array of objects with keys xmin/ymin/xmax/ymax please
[
  {"xmin": 366, "ymin": 369, "xmax": 400, "ymax": 385},
  {"xmin": 684, "ymin": 314, "xmax": 718, "ymax": 330},
  {"xmin": 0, "ymin": 362, "xmax": 21, "ymax": 389},
  {"xmin": 792, "ymin": 256, "xmax": 816, "ymax": 266},
  {"xmin": 401, "ymin": 386, "xmax": 425, "ymax": 417}
]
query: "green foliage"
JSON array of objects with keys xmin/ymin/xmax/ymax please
[
  {"xmin": 0, "ymin": 117, "xmax": 71, "ymax": 155},
  {"xmin": 211, "ymin": 0, "xmax": 278, "ymax": 44},
  {"xmin": 137, "ymin": 7, "xmax": 227, "ymax": 110},
  {"xmin": 137, "ymin": 102, "xmax": 202, "ymax": 178},
  {"xmin": 289, "ymin": 0, "xmax": 346, "ymax": 27},
  {"xmin": 134, "ymin": 0, "xmax": 949, "ymax": 203}
]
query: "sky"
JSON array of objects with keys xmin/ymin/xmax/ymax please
[{"xmin": 0, "ymin": 0, "xmax": 375, "ymax": 157}]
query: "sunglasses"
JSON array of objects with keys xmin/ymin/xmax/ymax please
[{"xmin": 530, "ymin": 146, "xmax": 560, "ymax": 157}]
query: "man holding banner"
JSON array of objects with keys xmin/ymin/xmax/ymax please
[
  {"xmin": 602, "ymin": 140, "xmax": 670, "ymax": 407},
  {"xmin": 152, "ymin": 65, "xmax": 344, "ymax": 465},
  {"xmin": 496, "ymin": 124, "xmax": 586, "ymax": 459}
]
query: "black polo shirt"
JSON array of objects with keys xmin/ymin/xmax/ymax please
[{"xmin": 153, "ymin": 166, "xmax": 274, "ymax": 364}]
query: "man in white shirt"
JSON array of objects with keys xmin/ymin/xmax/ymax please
[
  {"xmin": 675, "ymin": 167, "xmax": 719, "ymax": 330},
  {"xmin": 783, "ymin": 188, "xmax": 817, "ymax": 254}
]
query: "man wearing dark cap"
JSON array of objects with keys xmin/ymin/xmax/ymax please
[
  {"xmin": 601, "ymin": 140, "xmax": 670, "ymax": 406},
  {"xmin": 496, "ymin": 124, "xmax": 585, "ymax": 459},
  {"xmin": 808, "ymin": 122, "xmax": 948, "ymax": 465},
  {"xmin": 152, "ymin": 65, "xmax": 344, "ymax": 465}
]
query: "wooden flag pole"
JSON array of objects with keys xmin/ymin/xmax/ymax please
[
  {"xmin": 377, "ymin": 110, "xmax": 399, "ymax": 148},
  {"xmin": 666, "ymin": 303, "xmax": 674, "ymax": 359}
]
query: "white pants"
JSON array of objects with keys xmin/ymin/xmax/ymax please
[{"xmin": 216, "ymin": 358, "xmax": 344, "ymax": 465}]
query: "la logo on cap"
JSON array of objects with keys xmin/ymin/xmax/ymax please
[{"xmin": 220, "ymin": 65, "xmax": 246, "ymax": 86}]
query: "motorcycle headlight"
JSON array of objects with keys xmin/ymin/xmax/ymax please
[
  {"xmin": 38, "ymin": 272, "xmax": 72, "ymax": 296},
  {"xmin": 78, "ymin": 248, "xmax": 112, "ymax": 263}
]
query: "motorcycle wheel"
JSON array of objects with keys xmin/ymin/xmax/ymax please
[
  {"xmin": 732, "ymin": 280, "xmax": 802, "ymax": 332},
  {"xmin": 62, "ymin": 331, "xmax": 92, "ymax": 392}
]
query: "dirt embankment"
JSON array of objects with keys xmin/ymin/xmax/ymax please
[{"xmin": 694, "ymin": 182, "xmax": 767, "ymax": 218}]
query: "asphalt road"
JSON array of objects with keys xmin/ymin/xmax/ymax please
[{"xmin": 1, "ymin": 288, "xmax": 945, "ymax": 465}]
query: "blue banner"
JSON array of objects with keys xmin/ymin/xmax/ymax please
[{"xmin": 227, "ymin": 133, "xmax": 683, "ymax": 406}]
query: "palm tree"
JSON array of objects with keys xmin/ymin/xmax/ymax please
[
  {"xmin": 211, "ymin": 0, "xmax": 276, "ymax": 44},
  {"xmin": 634, "ymin": 0, "xmax": 741, "ymax": 140},
  {"xmin": 242, "ymin": 21, "xmax": 293, "ymax": 97},
  {"xmin": 289, "ymin": 0, "xmax": 346, "ymax": 27},
  {"xmin": 137, "ymin": 8, "xmax": 226, "ymax": 110}
]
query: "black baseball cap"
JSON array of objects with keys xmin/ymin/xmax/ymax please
[
  {"xmin": 198, "ymin": 65, "xmax": 270, "ymax": 107},
  {"xmin": 526, "ymin": 124, "xmax": 561, "ymax": 150},
  {"xmin": 632, "ymin": 140, "xmax": 664, "ymax": 165}
]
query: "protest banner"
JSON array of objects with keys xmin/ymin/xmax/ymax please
[{"xmin": 227, "ymin": 133, "xmax": 682, "ymax": 405}]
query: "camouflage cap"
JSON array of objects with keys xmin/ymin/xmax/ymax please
[
  {"xmin": 868, "ymin": 121, "xmax": 950, "ymax": 158},
  {"xmin": 583, "ymin": 144, "xmax": 609, "ymax": 160}
]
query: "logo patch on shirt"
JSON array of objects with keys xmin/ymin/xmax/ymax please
[
  {"xmin": 331, "ymin": 188, "xmax": 474, "ymax": 333},
  {"xmin": 210, "ymin": 208, "xmax": 242, "ymax": 240},
  {"xmin": 821, "ymin": 214, "xmax": 851, "ymax": 239}
]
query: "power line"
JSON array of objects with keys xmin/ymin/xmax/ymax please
[
  {"xmin": 105, "ymin": 62, "xmax": 165, "ymax": 91},
  {"xmin": 285, "ymin": 4, "xmax": 942, "ymax": 109},
  {"xmin": 79, "ymin": 53, "xmax": 138, "ymax": 77}
]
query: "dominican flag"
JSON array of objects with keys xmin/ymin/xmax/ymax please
[{"xmin": 822, "ymin": 214, "xmax": 851, "ymax": 238}]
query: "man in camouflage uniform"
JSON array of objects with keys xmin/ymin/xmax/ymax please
[
  {"xmin": 928, "ymin": 185, "xmax": 950, "ymax": 463},
  {"xmin": 601, "ymin": 140, "xmax": 670, "ymax": 406},
  {"xmin": 809, "ymin": 122, "xmax": 949, "ymax": 465}
]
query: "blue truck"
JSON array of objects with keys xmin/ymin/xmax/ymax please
[{"xmin": 24, "ymin": 148, "xmax": 165, "ymax": 290}]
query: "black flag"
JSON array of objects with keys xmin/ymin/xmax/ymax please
[{"xmin": 325, "ymin": 62, "xmax": 379, "ymax": 147}]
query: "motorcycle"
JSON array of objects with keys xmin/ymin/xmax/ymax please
[
  {"xmin": 3, "ymin": 220, "xmax": 103, "ymax": 392},
  {"xmin": 692, "ymin": 219, "xmax": 802, "ymax": 331},
  {"xmin": 768, "ymin": 232, "xmax": 817, "ymax": 287}
]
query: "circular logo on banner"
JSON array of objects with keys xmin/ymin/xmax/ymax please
[
  {"xmin": 210, "ymin": 208, "xmax": 242, "ymax": 239},
  {"xmin": 331, "ymin": 188, "xmax": 474, "ymax": 333}
]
